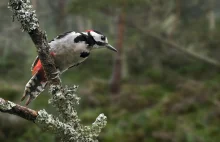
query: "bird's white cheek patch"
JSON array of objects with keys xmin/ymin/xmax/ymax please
[{"xmin": 90, "ymin": 31, "xmax": 102, "ymax": 42}]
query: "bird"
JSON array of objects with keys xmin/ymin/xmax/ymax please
[{"xmin": 21, "ymin": 30, "xmax": 117, "ymax": 105}]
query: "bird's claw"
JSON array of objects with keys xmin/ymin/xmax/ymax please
[
  {"xmin": 51, "ymin": 70, "xmax": 61, "ymax": 80},
  {"xmin": 21, "ymin": 91, "xmax": 36, "ymax": 106},
  {"xmin": 52, "ymin": 70, "xmax": 61, "ymax": 75},
  {"xmin": 51, "ymin": 74, "xmax": 61, "ymax": 80}
]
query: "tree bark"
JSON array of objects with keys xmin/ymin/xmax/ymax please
[
  {"xmin": 76, "ymin": 16, "xmax": 85, "ymax": 31},
  {"xmin": 32, "ymin": 0, "xmax": 37, "ymax": 9},
  {"xmin": 168, "ymin": 0, "xmax": 180, "ymax": 39},
  {"xmin": 85, "ymin": 18, "xmax": 92, "ymax": 30},
  {"xmin": 208, "ymin": 0, "xmax": 216, "ymax": 36},
  {"xmin": 56, "ymin": 0, "xmax": 67, "ymax": 32},
  {"xmin": 0, "ymin": 98, "xmax": 37, "ymax": 122},
  {"xmin": 28, "ymin": 29, "xmax": 61, "ymax": 84},
  {"xmin": 110, "ymin": 10, "xmax": 125, "ymax": 94}
]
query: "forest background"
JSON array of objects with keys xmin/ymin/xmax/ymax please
[{"xmin": 0, "ymin": 0, "xmax": 220, "ymax": 142}]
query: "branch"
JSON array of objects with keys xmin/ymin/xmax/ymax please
[
  {"xmin": 129, "ymin": 23, "xmax": 220, "ymax": 68},
  {"xmin": 8, "ymin": 0, "xmax": 60, "ymax": 84},
  {"xmin": 0, "ymin": 86, "xmax": 107, "ymax": 142},
  {"xmin": 146, "ymin": 32, "xmax": 220, "ymax": 67},
  {"xmin": 0, "ymin": 98, "xmax": 37, "ymax": 121}
]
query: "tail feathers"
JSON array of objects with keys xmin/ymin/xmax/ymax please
[{"xmin": 21, "ymin": 73, "xmax": 47, "ymax": 106}]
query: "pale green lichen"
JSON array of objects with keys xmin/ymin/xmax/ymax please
[
  {"xmin": 8, "ymin": 0, "xmax": 39, "ymax": 32},
  {"xmin": 48, "ymin": 85, "xmax": 80, "ymax": 124},
  {"xmin": 35, "ymin": 85, "xmax": 107, "ymax": 142},
  {"xmin": 0, "ymin": 98, "xmax": 16, "ymax": 111}
]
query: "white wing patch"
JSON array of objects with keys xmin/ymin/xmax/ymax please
[{"xmin": 49, "ymin": 32, "xmax": 81, "ymax": 49}]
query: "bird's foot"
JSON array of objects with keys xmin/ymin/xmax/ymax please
[
  {"xmin": 21, "ymin": 91, "xmax": 39, "ymax": 106},
  {"xmin": 52, "ymin": 69, "xmax": 61, "ymax": 75},
  {"xmin": 51, "ymin": 70, "xmax": 62, "ymax": 84}
]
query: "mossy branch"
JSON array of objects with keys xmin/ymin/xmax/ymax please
[{"xmin": 0, "ymin": 86, "xmax": 107, "ymax": 141}]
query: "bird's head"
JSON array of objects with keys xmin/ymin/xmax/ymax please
[{"xmin": 86, "ymin": 30, "xmax": 117, "ymax": 52}]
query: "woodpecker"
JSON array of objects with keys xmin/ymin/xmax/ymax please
[{"xmin": 21, "ymin": 30, "xmax": 117, "ymax": 105}]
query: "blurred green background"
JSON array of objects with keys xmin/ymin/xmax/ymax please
[{"xmin": 1, "ymin": 0, "xmax": 220, "ymax": 141}]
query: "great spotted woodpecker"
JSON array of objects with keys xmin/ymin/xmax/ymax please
[{"xmin": 21, "ymin": 30, "xmax": 117, "ymax": 105}]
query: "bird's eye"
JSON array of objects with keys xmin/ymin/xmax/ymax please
[{"xmin": 101, "ymin": 36, "xmax": 106, "ymax": 41}]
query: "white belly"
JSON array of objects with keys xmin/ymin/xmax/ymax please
[{"xmin": 49, "ymin": 42, "xmax": 90, "ymax": 72}]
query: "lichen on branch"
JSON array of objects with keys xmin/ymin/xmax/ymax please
[
  {"xmin": 0, "ymin": 98, "xmax": 16, "ymax": 111},
  {"xmin": 35, "ymin": 85, "xmax": 107, "ymax": 142},
  {"xmin": 0, "ymin": 85, "xmax": 108, "ymax": 142},
  {"xmin": 8, "ymin": 0, "xmax": 39, "ymax": 32}
]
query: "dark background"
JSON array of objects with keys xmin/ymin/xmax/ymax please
[{"xmin": 0, "ymin": 0, "xmax": 220, "ymax": 141}]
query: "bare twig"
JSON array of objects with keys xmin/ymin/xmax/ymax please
[
  {"xmin": 145, "ymin": 32, "xmax": 220, "ymax": 67},
  {"xmin": 0, "ymin": 98, "xmax": 37, "ymax": 121},
  {"xmin": 129, "ymin": 23, "xmax": 220, "ymax": 68}
]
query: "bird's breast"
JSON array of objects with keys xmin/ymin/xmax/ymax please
[{"xmin": 50, "ymin": 42, "xmax": 90, "ymax": 71}]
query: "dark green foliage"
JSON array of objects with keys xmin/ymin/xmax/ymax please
[{"xmin": 1, "ymin": 0, "xmax": 220, "ymax": 141}]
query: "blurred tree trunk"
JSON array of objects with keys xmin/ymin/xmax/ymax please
[
  {"xmin": 47, "ymin": 0, "xmax": 67, "ymax": 33},
  {"xmin": 151, "ymin": 38, "xmax": 163, "ymax": 72},
  {"xmin": 76, "ymin": 17, "xmax": 92, "ymax": 31},
  {"xmin": 208, "ymin": 0, "xmax": 216, "ymax": 36},
  {"xmin": 85, "ymin": 18, "xmax": 92, "ymax": 30},
  {"xmin": 122, "ymin": 49, "xmax": 128, "ymax": 79},
  {"xmin": 76, "ymin": 16, "xmax": 85, "ymax": 31},
  {"xmin": 110, "ymin": 10, "xmax": 125, "ymax": 94},
  {"xmin": 32, "ymin": 0, "xmax": 37, "ymax": 9},
  {"xmin": 168, "ymin": 0, "xmax": 180, "ymax": 39},
  {"xmin": 108, "ymin": 16, "xmax": 117, "ymax": 35},
  {"xmin": 56, "ymin": 0, "xmax": 67, "ymax": 33}
]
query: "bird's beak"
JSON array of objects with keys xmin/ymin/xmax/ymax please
[{"xmin": 105, "ymin": 44, "xmax": 117, "ymax": 52}]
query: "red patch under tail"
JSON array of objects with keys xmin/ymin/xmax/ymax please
[{"xmin": 32, "ymin": 59, "xmax": 47, "ymax": 82}]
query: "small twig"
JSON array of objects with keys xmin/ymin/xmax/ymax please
[
  {"xmin": 129, "ymin": 23, "xmax": 220, "ymax": 68},
  {"xmin": 0, "ymin": 98, "xmax": 38, "ymax": 121}
]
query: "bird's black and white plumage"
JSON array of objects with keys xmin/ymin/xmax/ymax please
[{"xmin": 21, "ymin": 30, "xmax": 117, "ymax": 105}]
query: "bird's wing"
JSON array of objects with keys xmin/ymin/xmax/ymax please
[
  {"xmin": 49, "ymin": 31, "xmax": 73, "ymax": 43},
  {"xmin": 31, "ymin": 56, "xmax": 39, "ymax": 71}
]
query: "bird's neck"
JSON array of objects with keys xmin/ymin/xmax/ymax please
[{"xmin": 80, "ymin": 32, "xmax": 96, "ymax": 47}]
